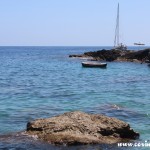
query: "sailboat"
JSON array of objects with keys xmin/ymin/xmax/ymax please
[{"xmin": 114, "ymin": 3, "xmax": 127, "ymax": 50}]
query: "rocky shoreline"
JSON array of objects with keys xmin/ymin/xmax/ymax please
[
  {"xmin": 69, "ymin": 48, "xmax": 150, "ymax": 63},
  {"xmin": 26, "ymin": 111, "xmax": 139, "ymax": 146}
]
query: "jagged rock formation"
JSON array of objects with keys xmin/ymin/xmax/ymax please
[
  {"xmin": 26, "ymin": 111, "xmax": 139, "ymax": 145},
  {"xmin": 69, "ymin": 49, "xmax": 150, "ymax": 62}
]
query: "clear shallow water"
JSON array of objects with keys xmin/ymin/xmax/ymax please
[{"xmin": 0, "ymin": 46, "xmax": 150, "ymax": 150}]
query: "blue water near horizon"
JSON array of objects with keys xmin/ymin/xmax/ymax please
[{"xmin": 0, "ymin": 46, "xmax": 150, "ymax": 150}]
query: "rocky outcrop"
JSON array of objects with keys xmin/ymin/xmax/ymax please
[
  {"xmin": 26, "ymin": 111, "xmax": 139, "ymax": 145},
  {"xmin": 69, "ymin": 54, "xmax": 86, "ymax": 58},
  {"xmin": 69, "ymin": 48, "xmax": 150, "ymax": 62},
  {"xmin": 123, "ymin": 49, "xmax": 150, "ymax": 61}
]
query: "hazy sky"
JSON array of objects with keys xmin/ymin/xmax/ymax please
[{"xmin": 0, "ymin": 0, "xmax": 150, "ymax": 46}]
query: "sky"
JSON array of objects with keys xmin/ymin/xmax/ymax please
[{"xmin": 0, "ymin": 0, "xmax": 150, "ymax": 46}]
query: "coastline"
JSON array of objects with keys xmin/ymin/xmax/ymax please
[{"xmin": 69, "ymin": 48, "xmax": 150, "ymax": 64}]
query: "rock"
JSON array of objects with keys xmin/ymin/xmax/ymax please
[
  {"xmin": 84, "ymin": 49, "xmax": 125, "ymax": 61},
  {"xmin": 26, "ymin": 111, "xmax": 139, "ymax": 145},
  {"xmin": 69, "ymin": 48, "xmax": 150, "ymax": 62},
  {"xmin": 69, "ymin": 54, "xmax": 84, "ymax": 58},
  {"xmin": 123, "ymin": 49, "xmax": 150, "ymax": 61}
]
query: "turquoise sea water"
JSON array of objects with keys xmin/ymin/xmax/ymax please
[{"xmin": 0, "ymin": 46, "xmax": 150, "ymax": 150}]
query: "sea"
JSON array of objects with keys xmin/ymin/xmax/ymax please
[{"xmin": 0, "ymin": 46, "xmax": 149, "ymax": 150}]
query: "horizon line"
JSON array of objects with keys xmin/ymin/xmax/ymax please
[{"xmin": 0, "ymin": 45, "xmax": 149, "ymax": 47}]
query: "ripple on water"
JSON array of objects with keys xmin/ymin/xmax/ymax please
[{"xmin": 0, "ymin": 46, "xmax": 150, "ymax": 150}]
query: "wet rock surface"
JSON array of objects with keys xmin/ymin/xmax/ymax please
[
  {"xmin": 0, "ymin": 132, "xmax": 131, "ymax": 150},
  {"xmin": 69, "ymin": 48, "xmax": 150, "ymax": 62},
  {"xmin": 26, "ymin": 111, "xmax": 139, "ymax": 145}
]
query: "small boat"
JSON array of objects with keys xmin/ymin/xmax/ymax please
[
  {"xmin": 134, "ymin": 42, "xmax": 145, "ymax": 46},
  {"xmin": 145, "ymin": 60, "xmax": 150, "ymax": 63},
  {"xmin": 82, "ymin": 61, "xmax": 107, "ymax": 68}
]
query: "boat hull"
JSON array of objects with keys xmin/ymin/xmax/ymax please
[
  {"xmin": 82, "ymin": 62, "xmax": 107, "ymax": 68},
  {"xmin": 145, "ymin": 60, "xmax": 150, "ymax": 63}
]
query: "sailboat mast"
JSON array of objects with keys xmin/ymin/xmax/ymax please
[
  {"xmin": 113, "ymin": 3, "xmax": 127, "ymax": 50},
  {"xmin": 114, "ymin": 3, "xmax": 119, "ymax": 47},
  {"xmin": 117, "ymin": 3, "xmax": 119, "ymax": 46}
]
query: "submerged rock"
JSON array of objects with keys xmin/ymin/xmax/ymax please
[{"xmin": 26, "ymin": 111, "xmax": 139, "ymax": 145}]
